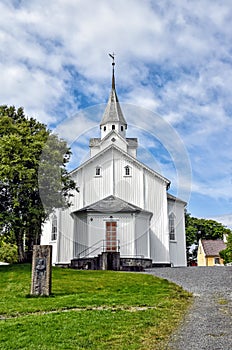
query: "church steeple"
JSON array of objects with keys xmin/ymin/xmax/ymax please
[
  {"xmin": 100, "ymin": 54, "xmax": 127, "ymax": 139},
  {"xmin": 111, "ymin": 53, "xmax": 115, "ymax": 90}
]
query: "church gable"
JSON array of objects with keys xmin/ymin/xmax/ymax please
[
  {"xmin": 90, "ymin": 130, "xmax": 128, "ymax": 157},
  {"xmin": 90, "ymin": 133, "xmax": 138, "ymax": 158},
  {"xmin": 71, "ymin": 143, "xmax": 170, "ymax": 187},
  {"xmin": 70, "ymin": 144, "xmax": 170, "ymax": 214}
]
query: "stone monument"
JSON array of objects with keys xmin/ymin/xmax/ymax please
[{"xmin": 30, "ymin": 245, "xmax": 52, "ymax": 296}]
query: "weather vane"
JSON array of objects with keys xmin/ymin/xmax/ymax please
[{"xmin": 109, "ymin": 53, "xmax": 115, "ymax": 66}]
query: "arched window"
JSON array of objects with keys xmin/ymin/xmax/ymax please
[
  {"xmin": 121, "ymin": 126, "xmax": 124, "ymax": 131},
  {"xmin": 95, "ymin": 166, "xmax": 101, "ymax": 176},
  {"xmin": 112, "ymin": 125, "xmax": 115, "ymax": 130},
  {"xmin": 169, "ymin": 213, "xmax": 176, "ymax": 241},
  {"xmin": 51, "ymin": 214, "xmax": 57, "ymax": 241},
  {"xmin": 104, "ymin": 126, "xmax": 106, "ymax": 131},
  {"xmin": 125, "ymin": 165, "xmax": 131, "ymax": 176}
]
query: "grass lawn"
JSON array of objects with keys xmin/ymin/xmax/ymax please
[{"xmin": 0, "ymin": 264, "xmax": 192, "ymax": 349}]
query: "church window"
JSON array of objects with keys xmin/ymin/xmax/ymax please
[
  {"xmin": 112, "ymin": 125, "xmax": 115, "ymax": 130},
  {"xmin": 51, "ymin": 214, "xmax": 57, "ymax": 241},
  {"xmin": 169, "ymin": 213, "xmax": 175, "ymax": 241},
  {"xmin": 125, "ymin": 165, "xmax": 131, "ymax": 176},
  {"xmin": 95, "ymin": 166, "xmax": 101, "ymax": 176},
  {"xmin": 104, "ymin": 126, "xmax": 106, "ymax": 131},
  {"xmin": 121, "ymin": 126, "xmax": 123, "ymax": 131}
]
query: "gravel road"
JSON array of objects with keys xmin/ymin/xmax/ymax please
[{"xmin": 146, "ymin": 267, "xmax": 232, "ymax": 350}]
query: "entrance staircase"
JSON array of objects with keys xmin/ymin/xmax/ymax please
[{"xmin": 70, "ymin": 239, "xmax": 152, "ymax": 271}]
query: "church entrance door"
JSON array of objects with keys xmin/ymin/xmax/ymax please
[{"xmin": 105, "ymin": 222, "xmax": 117, "ymax": 252}]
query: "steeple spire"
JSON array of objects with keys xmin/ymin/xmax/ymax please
[
  {"xmin": 109, "ymin": 53, "xmax": 115, "ymax": 90},
  {"xmin": 100, "ymin": 54, "xmax": 127, "ymax": 139}
]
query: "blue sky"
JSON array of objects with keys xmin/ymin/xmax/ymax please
[{"xmin": 0, "ymin": 0, "xmax": 232, "ymax": 228}]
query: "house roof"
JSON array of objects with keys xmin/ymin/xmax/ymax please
[
  {"xmin": 72, "ymin": 195, "xmax": 153, "ymax": 216},
  {"xmin": 201, "ymin": 239, "xmax": 226, "ymax": 256}
]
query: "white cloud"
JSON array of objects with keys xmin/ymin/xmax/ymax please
[
  {"xmin": 208, "ymin": 214, "xmax": 232, "ymax": 230},
  {"xmin": 0, "ymin": 0, "xmax": 232, "ymax": 218}
]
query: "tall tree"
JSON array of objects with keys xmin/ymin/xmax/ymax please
[
  {"xmin": 185, "ymin": 211, "xmax": 231, "ymax": 261},
  {"xmin": 0, "ymin": 105, "xmax": 76, "ymax": 262}
]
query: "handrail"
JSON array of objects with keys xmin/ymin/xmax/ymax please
[
  {"xmin": 84, "ymin": 244, "xmax": 103, "ymax": 258},
  {"xmin": 120, "ymin": 255, "xmax": 146, "ymax": 258},
  {"xmin": 76, "ymin": 239, "xmax": 120, "ymax": 258},
  {"xmin": 77, "ymin": 239, "xmax": 103, "ymax": 258}
]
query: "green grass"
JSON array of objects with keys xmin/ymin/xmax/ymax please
[{"xmin": 0, "ymin": 264, "xmax": 192, "ymax": 349}]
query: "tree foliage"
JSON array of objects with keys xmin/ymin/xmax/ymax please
[
  {"xmin": 219, "ymin": 232, "xmax": 232, "ymax": 264},
  {"xmin": 0, "ymin": 239, "xmax": 18, "ymax": 264},
  {"xmin": 185, "ymin": 211, "xmax": 231, "ymax": 260},
  {"xmin": 0, "ymin": 105, "xmax": 76, "ymax": 262}
]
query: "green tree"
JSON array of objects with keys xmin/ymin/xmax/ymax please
[
  {"xmin": 0, "ymin": 105, "xmax": 76, "ymax": 262},
  {"xmin": 219, "ymin": 232, "xmax": 232, "ymax": 264},
  {"xmin": 185, "ymin": 211, "xmax": 231, "ymax": 261}
]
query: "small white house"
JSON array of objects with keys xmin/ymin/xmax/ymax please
[{"xmin": 41, "ymin": 64, "xmax": 187, "ymax": 269}]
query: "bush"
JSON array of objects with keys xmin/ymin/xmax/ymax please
[{"xmin": 0, "ymin": 241, "xmax": 18, "ymax": 264}]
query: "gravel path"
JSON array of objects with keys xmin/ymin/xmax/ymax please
[{"xmin": 146, "ymin": 267, "xmax": 232, "ymax": 350}]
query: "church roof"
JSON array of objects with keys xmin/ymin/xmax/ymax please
[
  {"xmin": 100, "ymin": 63, "xmax": 127, "ymax": 126},
  {"xmin": 89, "ymin": 136, "xmax": 138, "ymax": 148},
  {"xmin": 167, "ymin": 193, "xmax": 187, "ymax": 205},
  {"xmin": 73, "ymin": 195, "xmax": 152, "ymax": 215}
]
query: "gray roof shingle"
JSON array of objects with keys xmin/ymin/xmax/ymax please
[
  {"xmin": 201, "ymin": 239, "xmax": 226, "ymax": 256},
  {"xmin": 100, "ymin": 88, "xmax": 127, "ymax": 126}
]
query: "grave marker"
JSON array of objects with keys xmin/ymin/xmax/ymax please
[{"xmin": 30, "ymin": 245, "xmax": 52, "ymax": 296}]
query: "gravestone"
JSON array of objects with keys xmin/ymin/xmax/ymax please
[{"xmin": 30, "ymin": 245, "xmax": 52, "ymax": 296}]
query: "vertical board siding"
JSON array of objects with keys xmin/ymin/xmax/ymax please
[
  {"xmin": 73, "ymin": 215, "xmax": 88, "ymax": 258},
  {"xmin": 114, "ymin": 150, "xmax": 143, "ymax": 207},
  {"xmin": 58, "ymin": 208, "xmax": 74, "ymax": 263},
  {"xmin": 168, "ymin": 200, "xmax": 187, "ymax": 266},
  {"xmin": 135, "ymin": 214, "xmax": 150, "ymax": 258},
  {"xmin": 88, "ymin": 215, "xmax": 106, "ymax": 256},
  {"xmin": 75, "ymin": 152, "xmax": 113, "ymax": 208},
  {"xmin": 118, "ymin": 215, "xmax": 135, "ymax": 257},
  {"xmin": 144, "ymin": 170, "xmax": 169, "ymax": 263}
]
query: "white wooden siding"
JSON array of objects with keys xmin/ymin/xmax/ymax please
[
  {"xmin": 70, "ymin": 147, "xmax": 171, "ymax": 263},
  {"xmin": 114, "ymin": 150, "xmax": 143, "ymax": 207},
  {"xmin": 168, "ymin": 200, "xmax": 187, "ymax": 266},
  {"xmin": 57, "ymin": 208, "xmax": 74, "ymax": 263},
  {"xmin": 73, "ymin": 214, "xmax": 88, "ymax": 258},
  {"xmin": 135, "ymin": 213, "xmax": 150, "ymax": 258}
]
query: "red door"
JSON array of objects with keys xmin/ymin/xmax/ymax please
[{"xmin": 105, "ymin": 222, "xmax": 117, "ymax": 251}]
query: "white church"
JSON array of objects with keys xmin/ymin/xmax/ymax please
[{"xmin": 41, "ymin": 60, "xmax": 187, "ymax": 269}]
